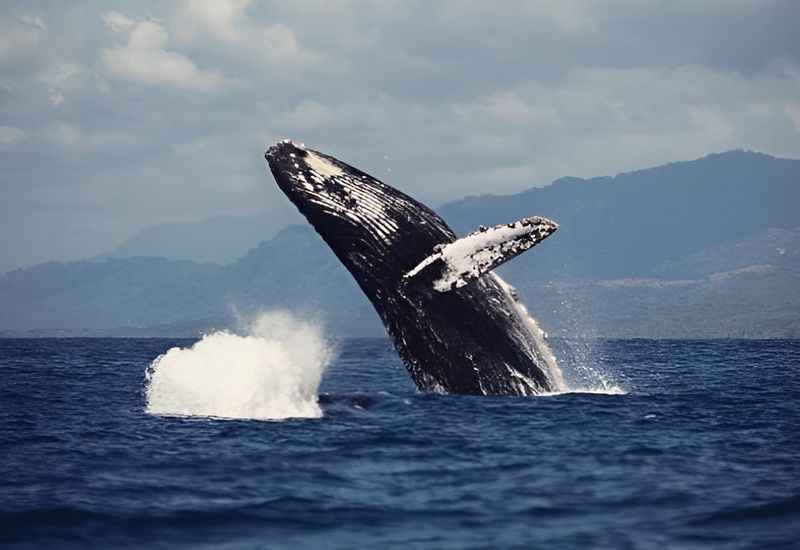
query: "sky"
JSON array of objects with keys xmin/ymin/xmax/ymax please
[{"xmin": 1, "ymin": 0, "xmax": 799, "ymax": 272}]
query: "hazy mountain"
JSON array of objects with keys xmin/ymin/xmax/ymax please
[
  {"xmin": 105, "ymin": 206, "xmax": 300, "ymax": 265},
  {"xmin": 0, "ymin": 257, "xmax": 223, "ymax": 333},
  {"xmin": 511, "ymin": 248, "xmax": 800, "ymax": 339},
  {"xmin": 2, "ymin": 151, "xmax": 798, "ymax": 338},
  {"xmin": 655, "ymin": 227, "xmax": 800, "ymax": 278},
  {"xmin": 0, "ymin": 226, "xmax": 373, "ymax": 337},
  {"xmin": 440, "ymin": 150, "xmax": 800, "ymax": 281}
]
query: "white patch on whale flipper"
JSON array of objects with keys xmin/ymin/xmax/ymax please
[{"xmin": 404, "ymin": 217, "xmax": 558, "ymax": 291}]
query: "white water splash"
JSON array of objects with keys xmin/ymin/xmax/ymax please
[
  {"xmin": 522, "ymin": 280, "xmax": 628, "ymax": 396},
  {"xmin": 545, "ymin": 341, "xmax": 628, "ymax": 396},
  {"xmin": 541, "ymin": 379, "xmax": 628, "ymax": 397},
  {"xmin": 145, "ymin": 312, "xmax": 334, "ymax": 421},
  {"xmin": 492, "ymin": 274, "xmax": 567, "ymax": 392}
]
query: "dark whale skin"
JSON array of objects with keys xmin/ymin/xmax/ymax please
[{"xmin": 265, "ymin": 140, "xmax": 560, "ymax": 395}]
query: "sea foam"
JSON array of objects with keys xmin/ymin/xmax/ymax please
[{"xmin": 145, "ymin": 311, "xmax": 333, "ymax": 421}]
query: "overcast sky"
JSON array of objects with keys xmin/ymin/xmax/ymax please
[{"xmin": 1, "ymin": 1, "xmax": 799, "ymax": 272}]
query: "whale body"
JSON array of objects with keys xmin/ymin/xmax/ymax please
[{"xmin": 265, "ymin": 140, "xmax": 564, "ymax": 395}]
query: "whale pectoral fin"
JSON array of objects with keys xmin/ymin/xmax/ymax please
[{"xmin": 403, "ymin": 216, "xmax": 558, "ymax": 292}]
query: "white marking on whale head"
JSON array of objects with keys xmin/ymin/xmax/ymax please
[{"xmin": 305, "ymin": 150, "xmax": 344, "ymax": 179}]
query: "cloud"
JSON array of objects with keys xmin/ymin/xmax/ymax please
[
  {"xmin": 439, "ymin": 1, "xmax": 595, "ymax": 33},
  {"xmin": 102, "ymin": 11, "xmax": 135, "ymax": 33},
  {"xmin": 442, "ymin": 63, "xmax": 800, "ymax": 190},
  {"xmin": 785, "ymin": 104, "xmax": 800, "ymax": 131},
  {"xmin": 457, "ymin": 91, "xmax": 562, "ymax": 130},
  {"xmin": 0, "ymin": 125, "xmax": 24, "ymax": 145},
  {"xmin": 278, "ymin": 100, "xmax": 335, "ymax": 130},
  {"xmin": 43, "ymin": 121, "xmax": 134, "ymax": 152},
  {"xmin": 48, "ymin": 88, "xmax": 64, "ymax": 106},
  {"xmin": 172, "ymin": 0, "xmax": 327, "ymax": 73},
  {"xmin": 0, "ymin": 1, "xmax": 799, "ymax": 273},
  {"xmin": 174, "ymin": 0, "xmax": 252, "ymax": 42},
  {"xmin": 101, "ymin": 15, "xmax": 228, "ymax": 91},
  {"xmin": 0, "ymin": 14, "xmax": 44, "ymax": 66},
  {"xmin": 16, "ymin": 14, "xmax": 46, "ymax": 31}
]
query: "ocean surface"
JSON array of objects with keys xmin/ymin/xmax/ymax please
[{"xmin": 1, "ymin": 335, "xmax": 798, "ymax": 549}]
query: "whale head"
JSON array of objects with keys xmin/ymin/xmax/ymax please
[
  {"xmin": 265, "ymin": 140, "xmax": 455, "ymax": 293},
  {"xmin": 266, "ymin": 140, "xmax": 362, "ymax": 222}
]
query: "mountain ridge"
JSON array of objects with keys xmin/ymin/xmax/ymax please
[
  {"xmin": 85, "ymin": 150, "xmax": 791, "ymax": 267},
  {"xmin": 2, "ymin": 150, "xmax": 798, "ymax": 338}
]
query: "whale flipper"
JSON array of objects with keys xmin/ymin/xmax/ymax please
[{"xmin": 404, "ymin": 217, "xmax": 558, "ymax": 292}]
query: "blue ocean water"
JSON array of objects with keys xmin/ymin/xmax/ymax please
[{"xmin": 1, "ymin": 337, "xmax": 798, "ymax": 549}]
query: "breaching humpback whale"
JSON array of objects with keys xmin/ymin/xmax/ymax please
[{"xmin": 265, "ymin": 140, "xmax": 564, "ymax": 395}]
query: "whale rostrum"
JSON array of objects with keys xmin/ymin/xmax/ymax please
[{"xmin": 265, "ymin": 140, "xmax": 565, "ymax": 395}]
